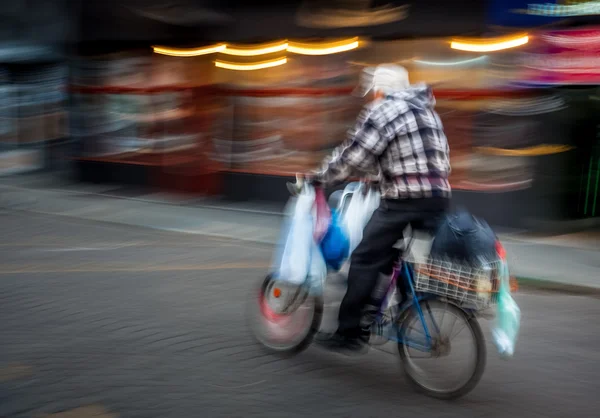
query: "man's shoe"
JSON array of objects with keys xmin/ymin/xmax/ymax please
[{"xmin": 315, "ymin": 331, "xmax": 369, "ymax": 356}]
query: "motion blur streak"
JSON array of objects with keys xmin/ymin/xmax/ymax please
[
  {"xmin": 214, "ymin": 57, "xmax": 288, "ymax": 70},
  {"xmin": 287, "ymin": 37, "xmax": 361, "ymax": 55},
  {"xmin": 152, "ymin": 44, "xmax": 227, "ymax": 56},
  {"xmin": 451, "ymin": 35, "xmax": 529, "ymax": 52},
  {"xmin": 2, "ymin": 1, "xmax": 600, "ymax": 417},
  {"xmin": 222, "ymin": 41, "xmax": 289, "ymax": 56}
]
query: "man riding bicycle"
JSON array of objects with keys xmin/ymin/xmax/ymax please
[{"xmin": 307, "ymin": 64, "xmax": 451, "ymax": 354}]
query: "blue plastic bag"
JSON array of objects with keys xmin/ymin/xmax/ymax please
[
  {"xmin": 319, "ymin": 210, "xmax": 350, "ymax": 271},
  {"xmin": 492, "ymin": 262, "xmax": 521, "ymax": 358}
]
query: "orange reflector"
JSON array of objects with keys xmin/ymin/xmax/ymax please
[
  {"xmin": 495, "ymin": 240, "xmax": 507, "ymax": 260},
  {"xmin": 273, "ymin": 288, "xmax": 282, "ymax": 298}
]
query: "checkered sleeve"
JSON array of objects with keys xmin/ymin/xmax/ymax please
[{"xmin": 311, "ymin": 113, "xmax": 386, "ymax": 186}]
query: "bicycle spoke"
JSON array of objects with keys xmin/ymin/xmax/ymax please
[
  {"xmin": 438, "ymin": 301, "xmax": 448, "ymax": 337},
  {"xmin": 399, "ymin": 301, "xmax": 484, "ymax": 398},
  {"xmin": 450, "ymin": 321, "xmax": 468, "ymax": 341},
  {"xmin": 444, "ymin": 314, "xmax": 458, "ymax": 339}
]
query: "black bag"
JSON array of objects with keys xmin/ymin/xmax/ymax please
[{"xmin": 429, "ymin": 209, "xmax": 497, "ymax": 265}]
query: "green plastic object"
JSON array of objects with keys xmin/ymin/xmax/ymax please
[{"xmin": 492, "ymin": 262, "xmax": 521, "ymax": 359}]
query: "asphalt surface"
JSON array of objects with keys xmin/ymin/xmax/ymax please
[{"xmin": 0, "ymin": 211, "xmax": 599, "ymax": 418}]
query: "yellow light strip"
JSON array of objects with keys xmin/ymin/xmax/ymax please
[
  {"xmin": 214, "ymin": 57, "xmax": 288, "ymax": 71},
  {"xmin": 222, "ymin": 41, "xmax": 288, "ymax": 56},
  {"xmin": 451, "ymin": 35, "xmax": 529, "ymax": 52},
  {"xmin": 154, "ymin": 38, "xmax": 361, "ymax": 58},
  {"xmin": 152, "ymin": 44, "xmax": 226, "ymax": 57},
  {"xmin": 475, "ymin": 144, "xmax": 574, "ymax": 157},
  {"xmin": 287, "ymin": 38, "xmax": 360, "ymax": 55}
]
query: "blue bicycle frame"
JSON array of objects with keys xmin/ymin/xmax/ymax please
[{"xmin": 374, "ymin": 260, "xmax": 441, "ymax": 352}]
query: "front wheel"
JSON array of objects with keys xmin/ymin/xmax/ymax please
[
  {"xmin": 397, "ymin": 300, "xmax": 486, "ymax": 400},
  {"xmin": 247, "ymin": 274, "xmax": 323, "ymax": 355}
]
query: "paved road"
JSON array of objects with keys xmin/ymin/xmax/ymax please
[{"xmin": 0, "ymin": 212, "xmax": 598, "ymax": 418}]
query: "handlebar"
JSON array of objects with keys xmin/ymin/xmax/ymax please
[
  {"xmin": 286, "ymin": 173, "xmax": 378, "ymax": 196},
  {"xmin": 286, "ymin": 173, "xmax": 321, "ymax": 196}
]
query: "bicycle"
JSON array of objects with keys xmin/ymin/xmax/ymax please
[{"xmin": 248, "ymin": 181, "xmax": 510, "ymax": 400}]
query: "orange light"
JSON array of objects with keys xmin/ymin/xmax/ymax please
[
  {"xmin": 153, "ymin": 38, "xmax": 362, "ymax": 59},
  {"xmin": 152, "ymin": 44, "xmax": 226, "ymax": 57},
  {"xmin": 273, "ymin": 288, "xmax": 282, "ymax": 298},
  {"xmin": 287, "ymin": 37, "xmax": 360, "ymax": 55}
]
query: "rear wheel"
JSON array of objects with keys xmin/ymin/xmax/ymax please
[
  {"xmin": 397, "ymin": 300, "xmax": 486, "ymax": 399},
  {"xmin": 247, "ymin": 274, "xmax": 323, "ymax": 355}
]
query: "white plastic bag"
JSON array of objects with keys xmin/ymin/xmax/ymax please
[
  {"xmin": 275, "ymin": 186, "xmax": 315, "ymax": 285},
  {"xmin": 492, "ymin": 262, "xmax": 521, "ymax": 358},
  {"xmin": 307, "ymin": 241, "xmax": 327, "ymax": 295},
  {"xmin": 342, "ymin": 183, "xmax": 381, "ymax": 254}
]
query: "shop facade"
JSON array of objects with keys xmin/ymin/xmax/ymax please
[
  {"xmin": 0, "ymin": 1, "xmax": 69, "ymax": 175},
  {"xmin": 48, "ymin": 0, "xmax": 600, "ymax": 229},
  {"xmin": 493, "ymin": 0, "xmax": 600, "ymax": 225}
]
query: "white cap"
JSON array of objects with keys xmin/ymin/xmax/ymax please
[{"xmin": 352, "ymin": 64, "xmax": 410, "ymax": 97}]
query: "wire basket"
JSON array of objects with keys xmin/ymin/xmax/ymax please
[{"xmin": 411, "ymin": 257, "xmax": 507, "ymax": 310}]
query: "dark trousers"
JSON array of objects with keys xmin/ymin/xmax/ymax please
[{"xmin": 337, "ymin": 197, "xmax": 449, "ymax": 337}]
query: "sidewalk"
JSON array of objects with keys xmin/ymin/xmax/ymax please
[{"xmin": 1, "ymin": 175, "xmax": 599, "ymax": 292}]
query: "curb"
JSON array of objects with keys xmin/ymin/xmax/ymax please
[
  {"xmin": 514, "ymin": 277, "xmax": 600, "ymax": 297},
  {"xmin": 500, "ymin": 236, "xmax": 600, "ymax": 252}
]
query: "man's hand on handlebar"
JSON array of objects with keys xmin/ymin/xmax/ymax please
[{"xmin": 286, "ymin": 173, "xmax": 321, "ymax": 196}]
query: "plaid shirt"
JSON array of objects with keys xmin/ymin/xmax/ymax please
[{"xmin": 312, "ymin": 84, "xmax": 451, "ymax": 200}]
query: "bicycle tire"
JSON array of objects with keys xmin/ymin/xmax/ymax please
[
  {"xmin": 397, "ymin": 300, "xmax": 486, "ymax": 400},
  {"xmin": 247, "ymin": 274, "xmax": 323, "ymax": 356}
]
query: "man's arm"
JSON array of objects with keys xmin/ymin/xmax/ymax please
[{"xmin": 311, "ymin": 115, "xmax": 388, "ymax": 186}]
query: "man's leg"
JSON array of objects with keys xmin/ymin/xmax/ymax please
[
  {"xmin": 317, "ymin": 203, "xmax": 410, "ymax": 353},
  {"xmin": 337, "ymin": 205, "xmax": 409, "ymax": 337}
]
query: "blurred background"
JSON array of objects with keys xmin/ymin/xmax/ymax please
[
  {"xmin": 1, "ymin": 0, "xmax": 599, "ymax": 230},
  {"xmin": 1, "ymin": 2, "xmax": 600, "ymax": 418}
]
